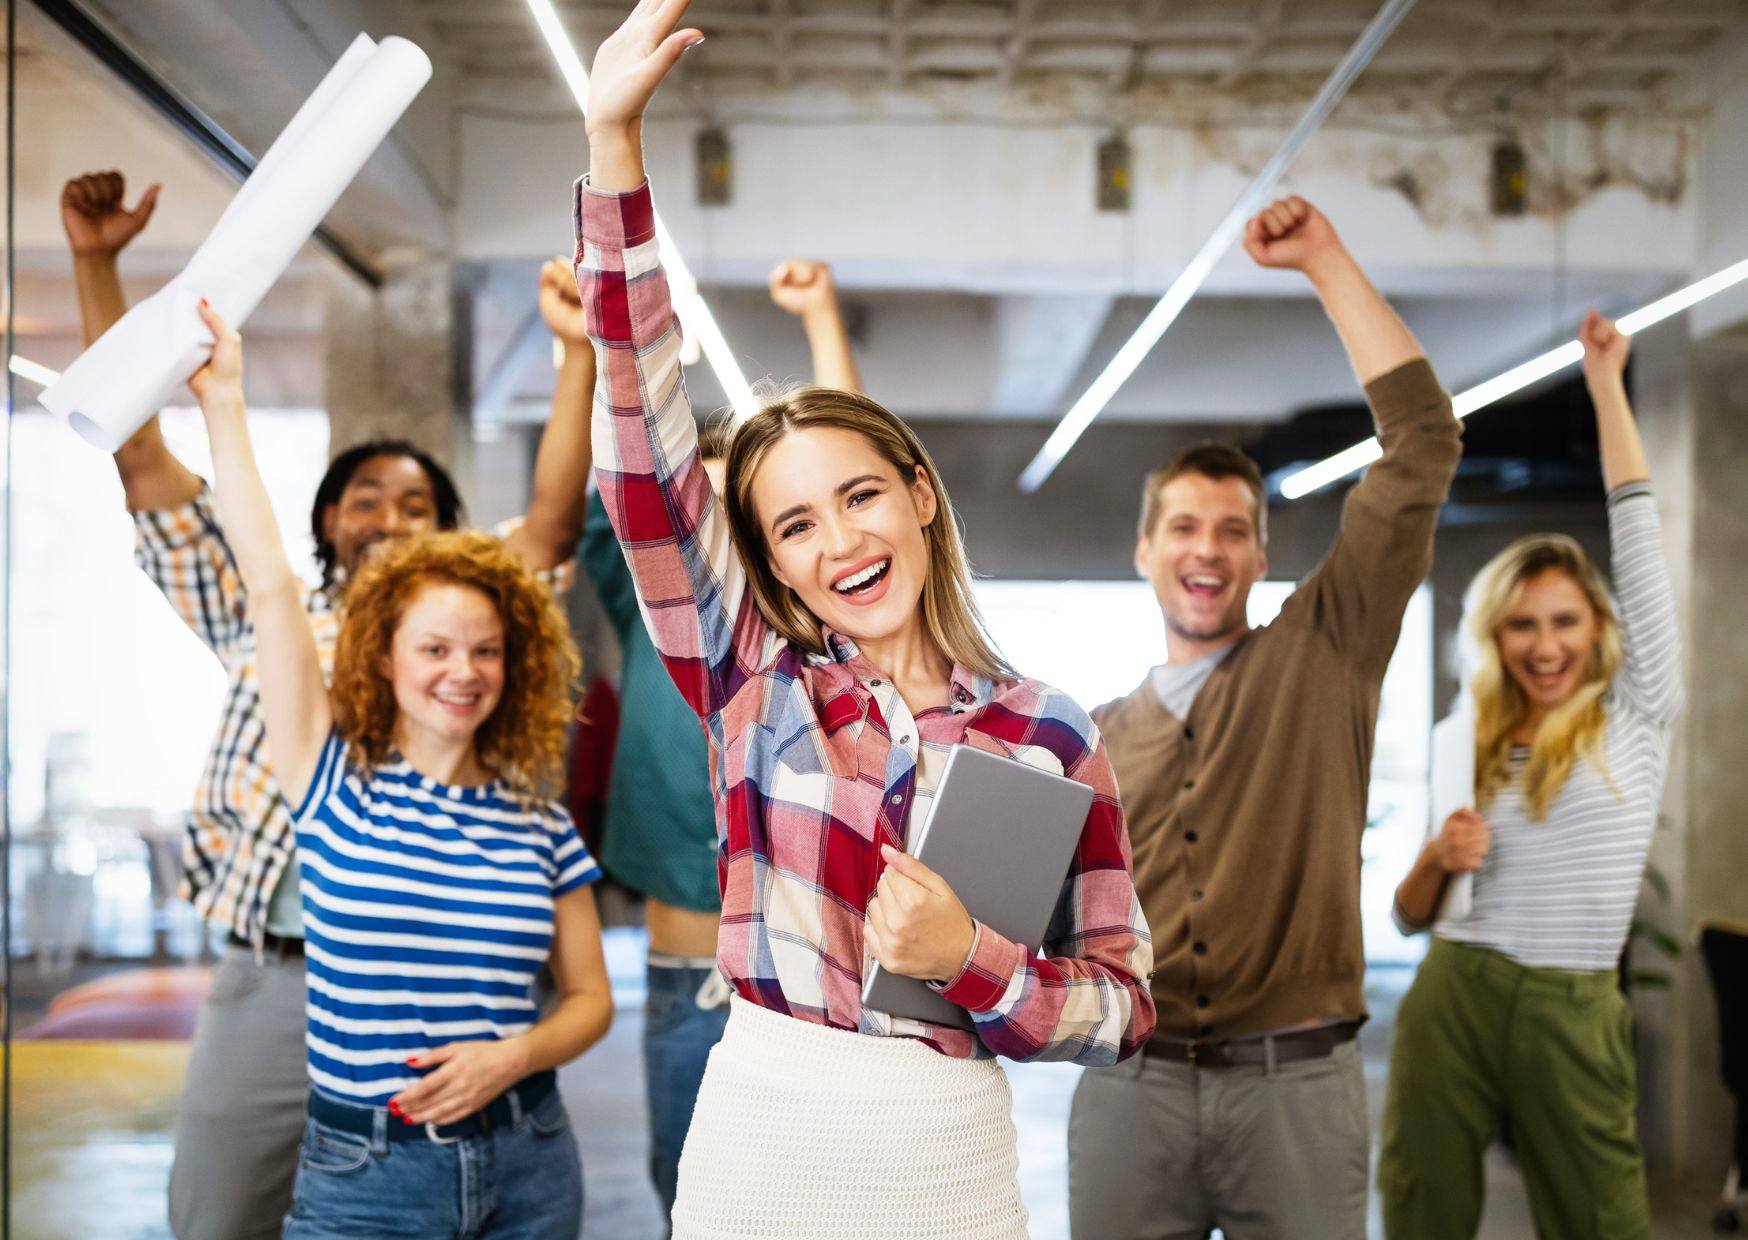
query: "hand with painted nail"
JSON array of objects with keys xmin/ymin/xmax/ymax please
[
  {"xmin": 188, "ymin": 299, "xmax": 245, "ymax": 417},
  {"xmin": 863, "ymin": 844, "xmax": 978, "ymax": 983},
  {"xmin": 391, "ymin": 1037, "xmax": 533, "ymax": 1128}
]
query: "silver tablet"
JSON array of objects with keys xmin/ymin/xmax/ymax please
[{"xmin": 860, "ymin": 744, "xmax": 1094, "ymax": 1032}]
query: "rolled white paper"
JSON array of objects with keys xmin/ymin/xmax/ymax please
[
  {"xmin": 1429, "ymin": 699, "xmax": 1477, "ymax": 924},
  {"xmin": 42, "ymin": 34, "xmax": 432, "ymax": 451}
]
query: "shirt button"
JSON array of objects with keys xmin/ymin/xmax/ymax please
[
  {"xmin": 1184, "ymin": 830, "xmax": 1199, "ymax": 843},
  {"xmin": 870, "ymin": 679, "xmax": 883, "ymax": 687},
  {"xmin": 1183, "ymin": 726, "xmax": 1195, "ymax": 741},
  {"xmin": 890, "ymin": 794, "xmax": 903, "ymax": 805},
  {"xmin": 899, "ymin": 735, "xmax": 911, "ymax": 746},
  {"xmin": 1183, "ymin": 779, "xmax": 1196, "ymax": 790},
  {"xmin": 1191, "ymin": 889, "xmax": 1204, "ymax": 901},
  {"xmin": 1193, "ymin": 941, "xmax": 1207, "ymax": 955},
  {"xmin": 1198, "ymin": 1024, "xmax": 1213, "ymax": 1037},
  {"xmin": 1196, "ymin": 994, "xmax": 1210, "ymax": 1009}
]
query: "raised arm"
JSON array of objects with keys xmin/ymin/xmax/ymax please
[
  {"xmin": 1580, "ymin": 311, "xmax": 1681, "ymax": 723},
  {"xmin": 503, "ymin": 258, "xmax": 596, "ymax": 570},
  {"xmin": 61, "ymin": 171, "xmax": 202, "ymax": 513},
  {"xmin": 578, "ymin": 0, "xmax": 774, "ymax": 719},
  {"xmin": 188, "ymin": 302, "xmax": 330, "ymax": 805},
  {"xmin": 1245, "ymin": 195, "xmax": 1421, "ymax": 385},
  {"xmin": 1580, "ymin": 311, "xmax": 1648, "ymax": 491},
  {"xmin": 769, "ymin": 260, "xmax": 863, "ymax": 394},
  {"xmin": 1252, "ymin": 197, "xmax": 1462, "ymax": 675}
]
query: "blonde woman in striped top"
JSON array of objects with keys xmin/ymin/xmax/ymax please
[{"xmin": 1381, "ymin": 310, "xmax": 1680, "ymax": 1240}]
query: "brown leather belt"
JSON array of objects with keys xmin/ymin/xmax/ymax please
[{"xmin": 1146, "ymin": 1021, "xmax": 1358, "ymax": 1068}]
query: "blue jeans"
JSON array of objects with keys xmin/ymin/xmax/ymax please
[
  {"xmin": 645, "ymin": 960, "xmax": 730, "ymax": 1221},
  {"xmin": 281, "ymin": 1086, "xmax": 582, "ymax": 1238}
]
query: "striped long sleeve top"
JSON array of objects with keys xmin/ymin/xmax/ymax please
[
  {"xmin": 575, "ymin": 177, "xmax": 1154, "ymax": 1064},
  {"xmin": 1431, "ymin": 484, "xmax": 1683, "ymax": 970}
]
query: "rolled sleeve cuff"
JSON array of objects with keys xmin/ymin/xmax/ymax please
[
  {"xmin": 572, "ymin": 176, "xmax": 656, "ymax": 250},
  {"xmin": 931, "ymin": 920, "xmax": 1026, "ymax": 1014},
  {"xmin": 1391, "ymin": 897, "xmax": 1432, "ymax": 937}
]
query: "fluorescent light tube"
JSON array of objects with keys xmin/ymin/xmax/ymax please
[
  {"xmin": 1017, "ymin": 0, "xmax": 1420, "ymax": 492},
  {"xmin": 1278, "ymin": 255, "xmax": 1748, "ymax": 500},
  {"xmin": 523, "ymin": 0, "xmax": 758, "ymax": 419}
]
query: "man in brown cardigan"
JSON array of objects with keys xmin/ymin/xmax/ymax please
[{"xmin": 1067, "ymin": 196, "xmax": 1463, "ymax": 1240}]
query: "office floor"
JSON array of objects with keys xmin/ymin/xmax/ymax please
[{"xmin": 9, "ymin": 937, "xmax": 1729, "ymax": 1239}]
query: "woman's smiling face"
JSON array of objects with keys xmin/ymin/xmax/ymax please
[
  {"xmin": 1495, "ymin": 567, "xmax": 1601, "ymax": 711},
  {"xmin": 749, "ymin": 425, "xmax": 937, "ymax": 649}
]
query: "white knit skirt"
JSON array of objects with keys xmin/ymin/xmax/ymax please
[{"xmin": 670, "ymin": 995, "xmax": 1030, "ymax": 1239}]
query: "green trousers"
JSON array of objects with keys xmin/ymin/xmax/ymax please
[{"xmin": 1379, "ymin": 937, "xmax": 1649, "ymax": 1240}]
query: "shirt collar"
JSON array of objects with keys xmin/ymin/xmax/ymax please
[{"xmin": 808, "ymin": 624, "xmax": 986, "ymax": 731}]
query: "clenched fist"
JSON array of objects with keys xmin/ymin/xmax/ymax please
[
  {"xmin": 1241, "ymin": 195, "xmax": 1345, "ymax": 274},
  {"xmin": 62, "ymin": 170, "xmax": 159, "ymax": 260},
  {"xmin": 1432, "ymin": 809, "xmax": 1491, "ymax": 875},
  {"xmin": 1579, "ymin": 309, "xmax": 1630, "ymax": 388},
  {"xmin": 539, "ymin": 256, "xmax": 590, "ymax": 347},
  {"xmin": 768, "ymin": 260, "xmax": 840, "ymax": 319}
]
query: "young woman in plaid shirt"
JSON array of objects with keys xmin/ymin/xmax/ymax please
[{"xmin": 579, "ymin": 4, "xmax": 1156, "ymax": 1235}]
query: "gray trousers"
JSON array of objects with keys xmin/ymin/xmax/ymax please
[
  {"xmin": 168, "ymin": 944, "xmax": 309, "ymax": 1240},
  {"xmin": 1067, "ymin": 1039, "xmax": 1370, "ymax": 1240}
]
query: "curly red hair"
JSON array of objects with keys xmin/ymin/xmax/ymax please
[{"xmin": 330, "ymin": 531, "xmax": 580, "ymax": 797}]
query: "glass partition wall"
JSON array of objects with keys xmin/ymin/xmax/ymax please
[{"xmin": 1, "ymin": 8, "xmax": 336, "ymax": 1235}]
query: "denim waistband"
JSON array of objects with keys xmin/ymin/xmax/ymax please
[{"xmin": 308, "ymin": 1069, "xmax": 556, "ymax": 1145}]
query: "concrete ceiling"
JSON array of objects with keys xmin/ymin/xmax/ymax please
[
  {"xmin": 428, "ymin": 0, "xmax": 1748, "ymax": 117},
  {"xmin": 9, "ymin": 0, "xmax": 1744, "ymax": 431}
]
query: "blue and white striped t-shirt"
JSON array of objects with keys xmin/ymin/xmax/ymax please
[{"xmin": 293, "ymin": 731, "xmax": 601, "ymax": 1105}]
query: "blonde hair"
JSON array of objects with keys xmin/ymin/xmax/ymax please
[
  {"xmin": 719, "ymin": 387, "xmax": 1014, "ymax": 682},
  {"xmin": 332, "ymin": 531, "xmax": 581, "ymax": 798},
  {"xmin": 1464, "ymin": 534, "xmax": 1624, "ymax": 821}
]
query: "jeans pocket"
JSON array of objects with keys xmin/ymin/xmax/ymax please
[
  {"xmin": 528, "ymin": 1091, "xmax": 572, "ymax": 1139},
  {"xmin": 645, "ymin": 981, "xmax": 685, "ymax": 1037},
  {"xmin": 300, "ymin": 1122, "xmax": 372, "ymax": 1175}
]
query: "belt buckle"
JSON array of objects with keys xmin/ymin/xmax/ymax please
[
  {"xmin": 424, "ymin": 1121, "xmax": 465, "ymax": 1145},
  {"xmin": 1186, "ymin": 1041, "xmax": 1201, "ymax": 1064}
]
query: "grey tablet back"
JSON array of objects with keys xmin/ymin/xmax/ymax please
[{"xmin": 859, "ymin": 744, "xmax": 1094, "ymax": 1032}]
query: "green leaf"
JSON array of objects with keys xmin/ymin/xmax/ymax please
[
  {"xmin": 1629, "ymin": 920, "xmax": 1683, "ymax": 958},
  {"xmin": 1643, "ymin": 867, "xmax": 1670, "ymax": 903}
]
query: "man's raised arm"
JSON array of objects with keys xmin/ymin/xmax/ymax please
[{"xmin": 61, "ymin": 170, "xmax": 201, "ymax": 512}]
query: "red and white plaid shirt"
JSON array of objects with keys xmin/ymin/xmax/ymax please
[{"xmin": 576, "ymin": 178, "xmax": 1155, "ymax": 1063}]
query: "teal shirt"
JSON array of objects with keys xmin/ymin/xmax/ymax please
[{"xmin": 580, "ymin": 491, "xmax": 722, "ymax": 913}]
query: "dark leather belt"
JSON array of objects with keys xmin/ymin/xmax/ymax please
[
  {"xmin": 229, "ymin": 930, "xmax": 305, "ymax": 959},
  {"xmin": 308, "ymin": 1070, "xmax": 557, "ymax": 1144},
  {"xmin": 1146, "ymin": 1021, "xmax": 1358, "ymax": 1068}
]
